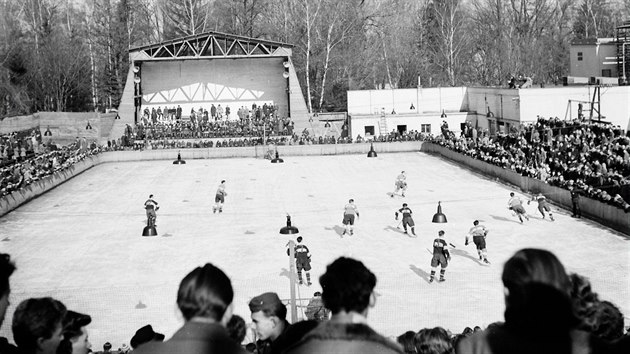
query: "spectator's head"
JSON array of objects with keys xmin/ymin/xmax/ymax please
[
  {"xmin": 319, "ymin": 257, "xmax": 376, "ymax": 316},
  {"xmin": 580, "ymin": 300, "xmax": 624, "ymax": 342},
  {"xmin": 248, "ymin": 292, "xmax": 287, "ymax": 341},
  {"xmin": 102, "ymin": 342, "xmax": 111, "ymax": 352},
  {"xmin": 129, "ymin": 324, "xmax": 164, "ymax": 349},
  {"xmin": 57, "ymin": 310, "xmax": 92, "ymax": 354},
  {"xmin": 176, "ymin": 263, "xmax": 234, "ymax": 325},
  {"xmin": 0, "ymin": 253, "xmax": 15, "ymax": 327},
  {"xmin": 226, "ymin": 315, "xmax": 247, "ymax": 344},
  {"xmin": 12, "ymin": 297, "xmax": 67, "ymax": 354},
  {"xmin": 502, "ymin": 248, "xmax": 570, "ymax": 298},
  {"xmin": 396, "ymin": 330, "xmax": 417, "ymax": 354},
  {"xmin": 414, "ymin": 327, "xmax": 453, "ymax": 354}
]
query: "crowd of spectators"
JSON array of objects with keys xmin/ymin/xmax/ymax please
[
  {"xmin": 0, "ymin": 247, "xmax": 627, "ymax": 354},
  {"xmin": 117, "ymin": 121, "xmax": 427, "ymax": 151},
  {"xmin": 0, "ymin": 133, "xmax": 107, "ymax": 197},
  {"xmin": 429, "ymin": 117, "xmax": 630, "ymax": 211},
  {"xmin": 136, "ymin": 103, "xmax": 290, "ymax": 141}
]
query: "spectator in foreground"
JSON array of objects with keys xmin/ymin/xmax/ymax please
[
  {"xmin": 396, "ymin": 330, "xmax": 416, "ymax": 354},
  {"xmin": 129, "ymin": 324, "xmax": 165, "ymax": 350},
  {"xmin": 12, "ymin": 297, "xmax": 67, "ymax": 354},
  {"xmin": 225, "ymin": 315, "xmax": 247, "ymax": 346},
  {"xmin": 133, "ymin": 263, "xmax": 246, "ymax": 354},
  {"xmin": 0, "ymin": 253, "xmax": 18, "ymax": 353},
  {"xmin": 248, "ymin": 292, "xmax": 289, "ymax": 354},
  {"xmin": 414, "ymin": 327, "xmax": 453, "ymax": 354},
  {"xmin": 285, "ymin": 257, "xmax": 404, "ymax": 354},
  {"xmin": 57, "ymin": 310, "xmax": 92, "ymax": 354},
  {"xmin": 457, "ymin": 248, "xmax": 611, "ymax": 354}
]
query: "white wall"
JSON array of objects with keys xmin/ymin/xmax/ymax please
[
  {"xmin": 140, "ymin": 58, "xmax": 288, "ymax": 118},
  {"xmin": 347, "ymin": 87, "xmax": 467, "ymax": 115}
]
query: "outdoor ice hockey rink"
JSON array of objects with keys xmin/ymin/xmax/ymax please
[{"xmin": 0, "ymin": 151, "xmax": 628, "ymax": 347}]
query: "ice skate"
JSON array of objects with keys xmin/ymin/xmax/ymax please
[
  {"xmin": 429, "ymin": 277, "xmax": 434, "ymax": 283},
  {"xmin": 438, "ymin": 277, "xmax": 445, "ymax": 282},
  {"xmin": 307, "ymin": 282, "xmax": 312, "ymax": 286},
  {"xmin": 483, "ymin": 258, "xmax": 491, "ymax": 264}
]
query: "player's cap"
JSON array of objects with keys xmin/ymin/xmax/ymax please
[
  {"xmin": 510, "ymin": 192, "xmax": 515, "ymax": 196},
  {"xmin": 473, "ymin": 220, "xmax": 479, "ymax": 225},
  {"xmin": 248, "ymin": 292, "xmax": 282, "ymax": 313},
  {"xmin": 297, "ymin": 236, "xmax": 303, "ymax": 242},
  {"xmin": 149, "ymin": 194, "xmax": 153, "ymax": 198},
  {"xmin": 313, "ymin": 291, "xmax": 322, "ymax": 297},
  {"xmin": 438, "ymin": 230, "xmax": 445, "ymax": 236},
  {"xmin": 402, "ymin": 203, "xmax": 408, "ymax": 207},
  {"xmin": 349, "ymin": 198, "xmax": 354, "ymax": 203},
  {"xmin": 221, "ymin": 180, "xmax": 226, "ymax": 183}
]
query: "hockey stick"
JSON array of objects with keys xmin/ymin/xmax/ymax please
[{"xmin": 449, "ymin": 242, "xmax": 457, "ymax": 248}]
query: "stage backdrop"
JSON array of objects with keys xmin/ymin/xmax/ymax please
[{"xmin": 140, "ymin": 58, "xmax": 288, "ymax": 119}]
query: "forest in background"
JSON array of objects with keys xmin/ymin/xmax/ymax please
[{"xmin": 0, "ymin": 0, "xmax": 629, "ymax": 116}]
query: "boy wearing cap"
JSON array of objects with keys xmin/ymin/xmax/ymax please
[
  {"xmin": 429, "ymin": 230, "xmax": 451, "ymax": 283},
  {"xmin": 395, "ymin": 203, "xmax": 416, "ymax": 236},
  {"xmin": 248, "ymin": 292, "xmax": 290, "ymax": 354}
]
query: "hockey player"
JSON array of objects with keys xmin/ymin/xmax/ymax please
[
  {"xmin": 466, "ymin": 220, "xmax": 490, "ymax": 264},
  {"xmin": 391, "ymin": 171, "xmax": 407, "ymax": 197},
  {"xmin": 429, "ymin": 230, "xmax": 451, "ymax": 283},
  {"xmin": 395, "ymin": 203, "xmax": 416, "ymax": 236},
  {"xmin": 342, "ymin": 199, "xmax": 359, "ymax": 236},
  {"xmin": 144, "ymin": 194, "xmax": 159, "ymax": 226},
  {"xmin": 212, "ymin": 180, "xmax": 227, "ymax": 213},
  {"xmin": 508, "ymin": 192, "xmax": 529, "ymax": 223},
  {"xmin": 528, "ymin": 193, "xmax": 554, "ymax": 221},
  {"xmin": 293, "ymin": 236, "xmax": 312, "ymax": 286}
]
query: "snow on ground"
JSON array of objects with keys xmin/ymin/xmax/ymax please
[{"xmin": 0, "ymin": 152, "xmax": 628, "ymax": 347}]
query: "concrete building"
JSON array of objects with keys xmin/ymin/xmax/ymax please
[{"xmin": 570, "ymin": 37, "xmax": 619, "ymax": 79}]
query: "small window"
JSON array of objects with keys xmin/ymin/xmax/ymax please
[
  {"xmin": 364, "ymin": 126, "xmax": 375, "ymax": 136},
  {"xmin": 577, "ymin": 52, "xmax": 583, "ymax": 61},
  {"xmin": 421, "ymin": 124, "xmax": 431, "ymax": 133},
  {"xmin": 602, "ymin": 69, "xmax": 612, "ymax": 77}
]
